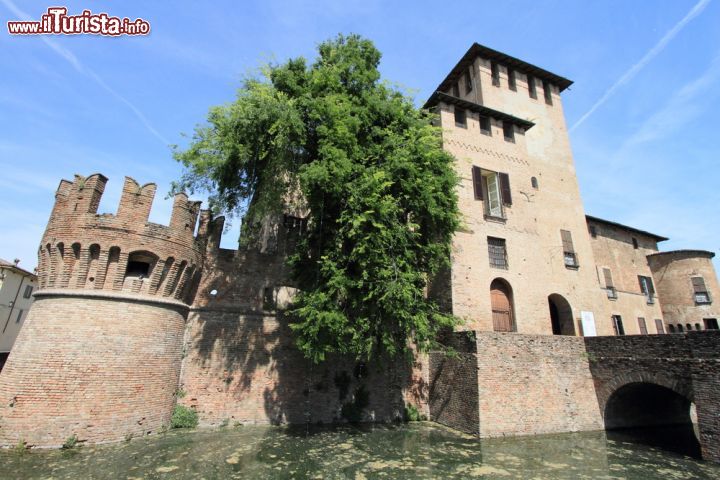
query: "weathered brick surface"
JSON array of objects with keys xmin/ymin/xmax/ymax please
[
  {"xmin": 0, "ymin": 294, "xmax": 186, "ymax": 446},
  {"xmin": 179, "ymin": 309, "xmax": 428, "ymax": 426}
]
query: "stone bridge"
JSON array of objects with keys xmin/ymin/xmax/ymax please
[
  {"xmin": 584, "ymin": 331, "xmax": 720, "ymax": 462},
  {"xmin": 429, "ymin": 331, "xmax": 720, "ymax": 463}
]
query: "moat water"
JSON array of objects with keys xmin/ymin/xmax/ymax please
[{"xmin": 2, "ymin": 423, "xmax": 718, "ymax": 479}]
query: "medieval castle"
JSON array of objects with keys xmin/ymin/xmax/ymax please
[{"xmin": 1, "ymin": 43, "xmax": 719, "ymax": 461}]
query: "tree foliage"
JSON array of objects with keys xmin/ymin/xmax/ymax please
[{"xmin": 174, "ymin": 34, "xmax": 460, "ymax": 363}]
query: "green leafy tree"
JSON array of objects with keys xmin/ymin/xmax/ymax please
[{"xmin": 174, "ymin": 34, "xmax": 460, "ymax": 363}]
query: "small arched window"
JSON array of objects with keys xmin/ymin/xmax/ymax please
[
  {"xmin": 531, "ymin": 176, "xmax": 538, "ymax": 189},
  {"xmin": 695, "ymin": 323, "xmax": 702, "ymax": 331},
  {"xmin": 668, "ymin": 324, "xmax": 676, "ymax": 333},
  {"xmin": 677, "ymin": 324, "xmax": 684, "ymax": 333},
  {"xmin": 686, "ymin": 323, "xmax": 693, "ymax": 332}
]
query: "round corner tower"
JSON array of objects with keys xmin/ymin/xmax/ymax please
[{"xmin": 0, "ymin": 173, "xmax": 209, "ymax": 447}]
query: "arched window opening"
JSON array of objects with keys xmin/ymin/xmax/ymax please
[
  {"xmin": 490, "ymin": 278, "xmax": 515, "ymax": 332},
  {"xmin": 125, "ymin": 252, "xmax": 157, "ymax": 279},
  {"xmin": 548, "ymin": 293, "xmax": 575, "ymax": 335},
  {"xmin": 668, "ymin": 324, "xmax": 676, "ymax": 333},
  {"xmin": 686, "ymin": 323, "xmax": 693, "ymax": 332},
  {"xmin": 531, "ymin": 176, "xmax": 538, "ymax": 189},
  {"xmin": 677, "ymin": 324, "xmax": 684, "ymax": 333}
]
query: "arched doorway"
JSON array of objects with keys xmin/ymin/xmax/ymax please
[
  {"xmin": 605, "ymin": 382, "xmax": 699, "ymax": 457},
  {"xmin": 490, "ymin": 279, "xmax": 515, "ymax": 332},
  {"xmin": 548, "ymin": 294, "xmax": 575, "ymax": 335}
]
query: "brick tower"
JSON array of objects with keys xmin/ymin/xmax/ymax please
[{"xmin": 0, "ymin": 174, "xmax": 207, "ymax": 447}]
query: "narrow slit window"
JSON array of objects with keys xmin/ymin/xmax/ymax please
[
  {"xmin": 508, "ymin": 69, "xmax": 516, "ymax": 91},
  {"xmin": 638, "ymin": 317, "xmax": 648, "ymax": 335},
  {"xmin": 491, "ymin": 62, "xmax": 500, "ymax": 87},
  {"xmin": 543, "ymin": 81, "xmax": 553, "ymax": 105},
  {"xmin": 528, "ymin": 75, "xmax": 537, "ymax": 99},
  {"xmin": 503, "ymin": 122, "xmax": 515, "ymax": 142},
  {"xmin": 454, "ymin": 107, "xmax": 467, "ymax": 128},
  {"xmin": 465, "ymin": 69, "xmax": 473, "ymax": 93},
  {"xmin": 452, "ymin": 82, "xmax": 460, "ymax": 97},
  {"xmin": 479, "ymin": 116, "xmax": 491, "ymax": 136}
]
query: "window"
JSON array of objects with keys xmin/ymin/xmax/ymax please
[
  {"xmin": 612, "ymin": 315, "xmax": 625, "ymax": 335},
  {"xmin": 454, "ymin": 107, "xmax": 467, "ymax": 128},
  {"xmin": 589, "ymin": 225, "xmax": 597, "ymax": 238},
  {"xmin": 692, "ymin": 277, "xmax": 711, "ymax": 304},
  {"xmin": 491, "ymin": 62, "xmax": 500, "ymax": 86},
  {"xmin": 479, "ymin": 115, "xmax": 491, "ymax": 136},
  {"xmin": 471, "ymin": 167, "xmax": 512, "ymax": 218},
  {"xmin": 465, "ymin": 69, "xmax": 473, "ymax": 93},
  {"xmin": 695, "ymin": 323, "xmax": 702, "ymax": 331},
  {"xmin": 16, "ymin": 309, "xmax": 23, "ymax": 324},
  {"xmin": 638, "ymin": 275, "xmax": 655, "ymax": 304},
  {"xmin": 632, "ymin": 237, "xmax": 639, "ymax": 249},
  {"xmin": 283, "ymin": 214, "xmax": 307, "ymax": 233},
  {"xmin": 638, "ymin": 317, "xmax": 648, "ymax": 335},
  {"xmin": 503, "ymin": 122, "xmax": 515, "ymax": 142},
  {"xmin": 488, "ymin": 237, "xmax": 508, "ymax": 269},
  {"xmin": 704, "ymin": 318, "xmax": 719, "ymax": 330},
  {"xmin": 125, "ymin": 252, "xmax": 156, "ymax": 280},
  {"xmin": 669, "ymin": 324, "xmax": 676, "ymax": 333},
  {"xmin": 603, "ymin": 268, "xmax": 617, "ymax": 299},
  {"xmin": 561, "ymin": 230, "xmax": 578, "ymax": 268},
  {"xmin": 655, "ymin": 319, "xmax": 665, "ymax": 334},
  {"xmin": 508, "ymin": 69, "xmax": 516, "ymax": 91},
  {"xmin": 677, "ymin": 324, "xmax": 684, "ymax": 333},
  {"xmin": 531, "ymin": 176, "xmax": 538, "ymax": 189},
  {"xmin": 23, "ymin": 285, "xmax": 33, "ymax": 299},
  {"xmin": 686, "ymin": 323, "xmax": 693, "ymax": 331},
  {"xmin": 452, "ymin": 82, "xmax": 460, "ymax": 97},
  {"xmin": 528, "ymin": 75, "xmax": 537, "ymax": 99},
  {"xmin": 543, "ymin": 81, "xmax": 553, "ymax": 105}
]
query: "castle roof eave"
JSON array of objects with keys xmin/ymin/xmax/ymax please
[
  {"xmin": 429, "ymin": 43, "xmax": 574, "ymax": 101},
  {"xmin": 585, "ymin": 215, "xmax": 669, "ymax": 242},
  {"xmin": 424, "ymin": 91, "xmax": 535, "ymax": 130},
  {"xmin": 647, "ymin": 250, "xmax": 715, "ymax": 259}
]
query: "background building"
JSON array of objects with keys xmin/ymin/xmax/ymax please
[{"xmin": 0, "ymin": 258, "xmax": 37, "ymax": 371}]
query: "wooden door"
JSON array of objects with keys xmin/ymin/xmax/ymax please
[{"xmin": 491, "ymin": 283, "xmax": 513, "ymax": 332}]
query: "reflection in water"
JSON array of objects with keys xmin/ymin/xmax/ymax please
[
  {"xmin": 606, "ymin": 424, "xmax": 702, "ymax": 459},
  {"xmin": 2, "ymin": 423, "xmax": 719, "ymax": 479}
]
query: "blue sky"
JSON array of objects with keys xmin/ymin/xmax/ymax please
[{"xmin": 1, "ymin": 0, "xmax": 718, "ymax": 273}]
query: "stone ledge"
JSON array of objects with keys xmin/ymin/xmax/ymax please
[{"xmin": 33, "ymin": 288, "xmax": 190, "ymax": 310}]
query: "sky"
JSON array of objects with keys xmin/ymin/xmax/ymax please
[{"xmin": 1, "ymin": 0, "xmax": 718, "ymax": 273}]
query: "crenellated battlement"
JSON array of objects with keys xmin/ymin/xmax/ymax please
[{"xmin": 37, "ymin": 174, "xmax": 210, "ymax": 305}]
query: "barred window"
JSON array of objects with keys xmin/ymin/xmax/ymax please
[{"xmin": 488, "ymin": 237, "xmax": 508, "ymax": 269}]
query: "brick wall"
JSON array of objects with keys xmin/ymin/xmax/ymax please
[
  {"xmin": 0, "ymin": 293, "xmax": 186, "ymax": 447},
  {"xmin": 179, "ymin": 309, "xmax": 428, "ymax": 426}
]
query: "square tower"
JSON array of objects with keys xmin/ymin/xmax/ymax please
[{"xmin": 426, "ymin": 44, "xmax": 610, "ymax": 336}]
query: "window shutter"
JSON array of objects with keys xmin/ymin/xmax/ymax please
[
  {"xmin": 655, "ymin": 319, "xmax": 665, "ymax": 334},
  {"xmin": 638, "ymin": 317, "xmax": 647, "ymax": 335},
  {"xmin": 646, "ymin": 277, "xmax": 655, "ymax": 295},
  {"xmin": 560, "ymin": 229, "xmax": 575, "ymax": 253},
  {"xmin": 499, "ymin": 172, "xmax": 512, "ymax": 205},
  {"xmin": 692, "ymin": 276, "xmax": 707, "ymax": 293},
  {"xmin": 472, "ymin": 166, "xmax": 483, "ymax": 201},
  {"xmin": 603, "ymin": 268, "xmax": 614, "ymax": 288}
]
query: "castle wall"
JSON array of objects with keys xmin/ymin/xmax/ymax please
[
  {"xmin": 429, "ymin": 332, "xmax": 603, "ymax": 438},
  {"xmin": 0, "ymin": 293, "xmax": 186, "ymax": 446},
  {"xmin": 179, "ymin": 310, "xmax": 428, "ymax": 426},
  {"xmin": 587, "ymin": 219, "xmax": 665, "ymax": 334}
]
